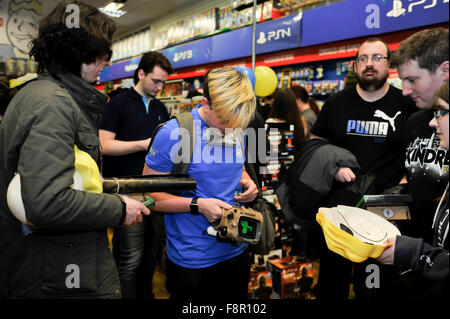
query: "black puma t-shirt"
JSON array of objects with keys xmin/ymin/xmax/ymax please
[{"xmin": 311, "ymin": 85, "xmax": 417, "ymax": 192}]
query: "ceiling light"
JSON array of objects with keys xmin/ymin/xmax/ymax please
[
  {"xmin": 100, "ymin": 1, "xmax": 127, "ymax": 18},
  {"xmin": 104, "ymin": 2, "xmax": 125, "ymax": 11}
]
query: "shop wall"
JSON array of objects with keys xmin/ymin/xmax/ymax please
[
  {"xmin": 0, "ymin": 0, "xmax": 52, "ymax": 59},
  {"xmin": 0, "ymin": 0, "xmax": 60, "ymax": 77}
]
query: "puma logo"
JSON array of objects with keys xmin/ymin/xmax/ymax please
[{"xmin": 374, "ymin": 110, "xmax": 401, "ymax": 132}]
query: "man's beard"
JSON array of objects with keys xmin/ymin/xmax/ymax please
[{"xmin": 356, "ymin": 67, "xmax": 389, "ymax": 91}]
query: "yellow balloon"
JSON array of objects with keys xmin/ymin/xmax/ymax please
[{"xmin": 254, "ymin": 66, "xmax": 278, "ymax": 97}]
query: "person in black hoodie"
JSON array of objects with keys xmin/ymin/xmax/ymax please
[{"xmin": 377, "ymin": 81, "xmax": 449, "ymax": 299}]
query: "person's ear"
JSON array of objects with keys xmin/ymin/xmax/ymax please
[
  {"xmin": 201, "ymin": 97, "xmax": 210, "ymax": 111},
  {"xmin": 138, "ymin": 69, "xmax": 146, "ymax": 81},
  {"xmin": 439, "ymin": 61, "xmax": 449, "ymax": 81}
]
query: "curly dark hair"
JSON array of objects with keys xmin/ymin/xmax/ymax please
[
  {"xmin": 29, "ymin": 0, "xmax": 116, "ymax": 78},
  {"xmin": 391, "ymin": 28, "xmax": 449, "ymax": 72}
]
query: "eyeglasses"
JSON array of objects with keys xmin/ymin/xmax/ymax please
[
  {"xmin": 433, "ymin": 109, "xmax": 449, "ymax": 120},
  {"xmin": 356, "ymin": 54, "xmax": 389, "ymax": 64}
]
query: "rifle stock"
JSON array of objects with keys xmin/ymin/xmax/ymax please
[{"xmin": 102, "ymin": 174, "xmax": 196, "ymax": 194}]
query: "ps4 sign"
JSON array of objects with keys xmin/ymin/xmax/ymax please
[{"xmin": 302, "ymin": 0, "xmax": 449, "ymax": 46}]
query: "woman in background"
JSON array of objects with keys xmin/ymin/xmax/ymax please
[
  {"xmin": 291, "ymin": 85, "xmax": 320, "ymax": 132},
  {"xmin": 267, "ymin": 88, "xmax": 307, "ymax": 158}
]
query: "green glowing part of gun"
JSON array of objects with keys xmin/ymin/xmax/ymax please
[
  {"xmin": 143, "ymin": 195, "xmax": 155, "ymax": 208},
  {"xmin": 240, "ymin": 221, "xmax": 253, "ymax": 234}
]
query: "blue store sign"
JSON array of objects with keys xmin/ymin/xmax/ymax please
[
  {"xmin": 302, "ymin": 0, "xmax": 449, "ymax": 46},
  {"xmin": 100, "ymin": 0, "xmax": 447, "ymax": 82},
  {"xmin": 101, "ymin": 14, "xmax": 302, "ymax": 81},
  {"xmin": 100, "ymin": 56, "xmax": 141, "ymax": 82},
  {"xmin": 159, "ymin": 37, "xmax": 214, "ymax": 69},
  {"xmin": 211, "ymin": 13, "xmax": 302, "ymax": 62}
]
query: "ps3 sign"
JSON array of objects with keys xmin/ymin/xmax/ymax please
[
  {"xmin": 256, "ymin": 27, "xmax": 292, "ymax": 45},
  {"xmin": 173, "ymin": 50, "xmax": 194, "ymax": 62}
]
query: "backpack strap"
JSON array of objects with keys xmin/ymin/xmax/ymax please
[
  {"xmin": 146, "ymin": 112, "xmax": 195, "ymax": 175},
  {"xmin": 147, "ymin": 112, "xmax": 195, "ymax": 174},
  {"xmin": 171, "ymin": 112, "xmax": 195, "ymax": 175}
]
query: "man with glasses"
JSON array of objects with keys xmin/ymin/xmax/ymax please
[
  {"xmin": 310, "ymin": 38, "xmax": 416, "ymax": 300},
  {"xmin": 389, "ymin": 28, "xmax": 449, "ymax": 246},
  {"xmin": 99, "ymin": 51, "xmax": 173, "ymax": 299}
]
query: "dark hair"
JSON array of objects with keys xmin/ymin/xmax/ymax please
[
  {"xmin": 356, "ymin": 37, "xmax": 392, "ymax": 60},
  {"xmin": 108, "ymin": 87, "xmax": 127, "ymax": 99},
  {"xmin": 390, "ymin": 28, "xmax": 449, "ymax": 73},
  {"xmin": 29, "ymin": 0, "xmax": 116, "ymax": 78},
  {"xmin": 186, "ymin": 89, "xmax": 202, "ymax": 99},
  {"xmin": 290, "ymin": 85, "xmax": 320, "ymax": 116},
  {"xmin": 133, "ymin": 51, "xmax": 173, "ymax": 84},
  {"xmin": 269, "ymin": 88, "xmax": 306, "ymax": 156}
]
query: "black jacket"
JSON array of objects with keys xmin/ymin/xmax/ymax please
[
  {"xmin": 394, "ymin": 184, "xmax": 449, "ymax": 299},
  {"xmin": 276, "ymin": 139, "xmax": 377, "ymax": 258}
]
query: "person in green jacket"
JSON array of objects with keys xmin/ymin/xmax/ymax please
[{"xmin": 0, "ymin": 1, "xmax": 150, "ymax": 299}]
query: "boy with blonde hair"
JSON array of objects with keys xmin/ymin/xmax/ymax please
[{"xmin": 143, "ymin": 68, "xmax": 258, "ymax": 301}]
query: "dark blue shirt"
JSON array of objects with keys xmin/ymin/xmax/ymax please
[{"xmin": 100, "ymin": 88, "xmax": 170, "ymax": 177}]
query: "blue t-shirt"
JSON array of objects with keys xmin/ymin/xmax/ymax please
[{"xmin": 145, "ymin": 106, "xmax": 248, "ymax": 268}]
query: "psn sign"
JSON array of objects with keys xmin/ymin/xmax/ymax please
[{"xmin": 257, "ymin": 27, "xmax": 292, "ymax": 45}]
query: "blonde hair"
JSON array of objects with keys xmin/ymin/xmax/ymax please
[
  {"xmin": 433, "ymin": 81, "xmax": 449, "ymax": 106},
  {"xmin": 204, "ymin": 68, "xmax": 256, "ymax": 129}
]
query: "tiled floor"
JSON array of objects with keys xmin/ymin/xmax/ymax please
[
  {"xmin": 153, "ymin": 260, "xmax": 170, "ymax": 299},
  {"xmin": 153, "ymin": 261, "xmax": 170, "ymax": 299}
]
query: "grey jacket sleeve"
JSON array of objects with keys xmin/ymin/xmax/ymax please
[
  {"xmin": 18, "ymin": 95, "xmax": 125, "ymax": 230},
  {"xmin": 300, "ymin": 145, "xmax": 360, "ymax": 194},
  {"xmin": 395, "ymin": 235, "xmax": 449, "ymax": 297}
]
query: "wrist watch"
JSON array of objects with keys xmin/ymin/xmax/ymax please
[{"xmin": 190, "ymin": 197, "xmax": 200, "ymax": 214}]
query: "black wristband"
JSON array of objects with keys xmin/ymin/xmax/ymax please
[{"xmin": 190, "ymin": 197, "xmax": 199, "ymax": 214}]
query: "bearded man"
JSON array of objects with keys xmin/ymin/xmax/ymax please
[{"xmin": 309, "ymin": 37, "xmax": 417, "ymax": 300}]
